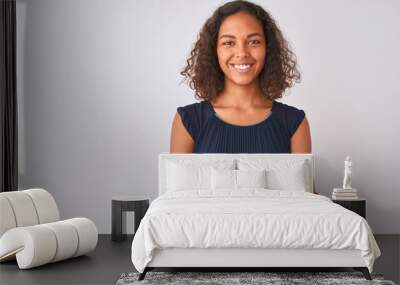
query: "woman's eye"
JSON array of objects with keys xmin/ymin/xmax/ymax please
[
  {"xmin": 248, "ymin": 39, "xmax": 260, "ymax": 45},
  {"xmin": 222, "ymin": 41, "xmax": 234, "ymax": 46}
]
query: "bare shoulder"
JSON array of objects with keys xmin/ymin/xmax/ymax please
[
  {"xmin": 291, "ymin": 116, "xmax": 312, "ymax": 153},
  {"xmin": 170, "ymin": 111, "xmax": 194, "ymax": 153}
]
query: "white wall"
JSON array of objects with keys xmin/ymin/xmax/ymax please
[{"xmin": 17, "ymin": 0, "xmax": 400, "ymax": 234}]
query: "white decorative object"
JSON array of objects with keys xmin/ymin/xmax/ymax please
[
  {"xmin": 0, "ymin": 188, "xmax": 98, "ymax": 269},
  {"xmin": 332, "ymin": 156, "xmax": 359, "ymax": 200},
  {"xmin": 342, "ymin": 156, "xmax": 352, "ymax": 190}
]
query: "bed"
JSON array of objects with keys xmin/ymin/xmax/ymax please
[{"xmin": 131, "ymin": 153, "xmax": 381, "ymax": 281}]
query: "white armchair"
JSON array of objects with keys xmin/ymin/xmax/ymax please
[{"xmin": 0, "ymin": 188, "xmax": 98, "ymax": 269}]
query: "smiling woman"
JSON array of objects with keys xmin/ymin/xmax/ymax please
[
  {"xmin": 217, "ymin": 12, "xmax": 266, "ymax": 89},
  {"xmin": 170, "ymin": 0, "xmax": 311, "ymax": 154}
]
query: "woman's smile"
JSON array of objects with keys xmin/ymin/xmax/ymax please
[
  {"xmin": 217, "ymin": 11, "xmax": 266, "ymax": 87},
  {"xmin": 230, "ymin": 63, "xmax": 254, "ymax": 73}
]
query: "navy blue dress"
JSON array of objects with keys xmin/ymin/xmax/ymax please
[{"xmin": 177, "ymin": 100, "xmax": 305, "ymax": 153}]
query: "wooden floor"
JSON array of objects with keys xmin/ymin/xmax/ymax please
[{"xmin": 0, "ymin": 234, "xmax": 398, "ymax": 285}]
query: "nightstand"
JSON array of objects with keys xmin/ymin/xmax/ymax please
[
  {"xmin": 111, "ymin": 196, "xmax": 150, "ymax": 242},
  {"xmin": 332, "ymin": 198, "xmax": 366, "ymax": 219}
]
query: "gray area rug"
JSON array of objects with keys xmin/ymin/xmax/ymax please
[{"xmin": 116, "ymin": 271, "xmax": 397, "ymax": 285}]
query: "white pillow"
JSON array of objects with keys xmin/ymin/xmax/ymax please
[
  {"xmin": 236, "ymin": 169, "xmax": 267, "ymax": 188},
  {"xmin": 266, "ymin": 162, "xmax": 308, "ymax": 191},
  {"xmin": 237, "ymin": 159, "xmax": 310, "ymax": 192},
  {"xmin": 210, "ymin": 168, "xmax": 267, "ymax": 190},
  {"xmin": 210, "ymin": 168, "xmax": 236, "ymax": 190},
  {"xmin": 167, "ymin": 159, "xmax": 235, "ymax": 191}
]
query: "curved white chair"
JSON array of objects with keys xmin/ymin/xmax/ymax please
[{"xmin": 0, "ymin": 188, "xmax": 98, "ymax": 269}]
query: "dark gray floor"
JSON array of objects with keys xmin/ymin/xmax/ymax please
[
  {"xmin": 0, "ymin": 234, "xmax": 399, "ymax": 285},
  {"xmin": 0, "ymin": 235, "xmax": 134, "ymax": 285}
]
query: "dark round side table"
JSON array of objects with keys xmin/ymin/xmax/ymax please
[{"xmin": 111, "ymin": 195, "xmax": 150, "ymax": 242}]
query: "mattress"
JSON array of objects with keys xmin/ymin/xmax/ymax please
[{"xmin": 131, "ymin": 189, "xmax": 381, "ymax": 273}]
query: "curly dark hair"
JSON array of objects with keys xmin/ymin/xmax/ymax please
[{"xmin": 181, "ymin": 0, "xmax": 301, "ymax": 101}]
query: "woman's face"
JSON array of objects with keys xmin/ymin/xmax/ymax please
[{"xmin": 216, "ymin": 11, "xmax": 266, "ymax": 88}]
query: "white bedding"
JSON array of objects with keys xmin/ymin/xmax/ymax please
[{"xmin": 131, "ymin": 189, "xmax": 381, "ymax": 273}]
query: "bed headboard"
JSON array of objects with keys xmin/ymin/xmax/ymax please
[{"xmin": 158, "ymin": 153, "xmax": 315, "ymax": 196}]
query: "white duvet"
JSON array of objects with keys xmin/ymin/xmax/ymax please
[{"xmin": 131, "ymin": 189, "xmax": 381, "ymax": 273}]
